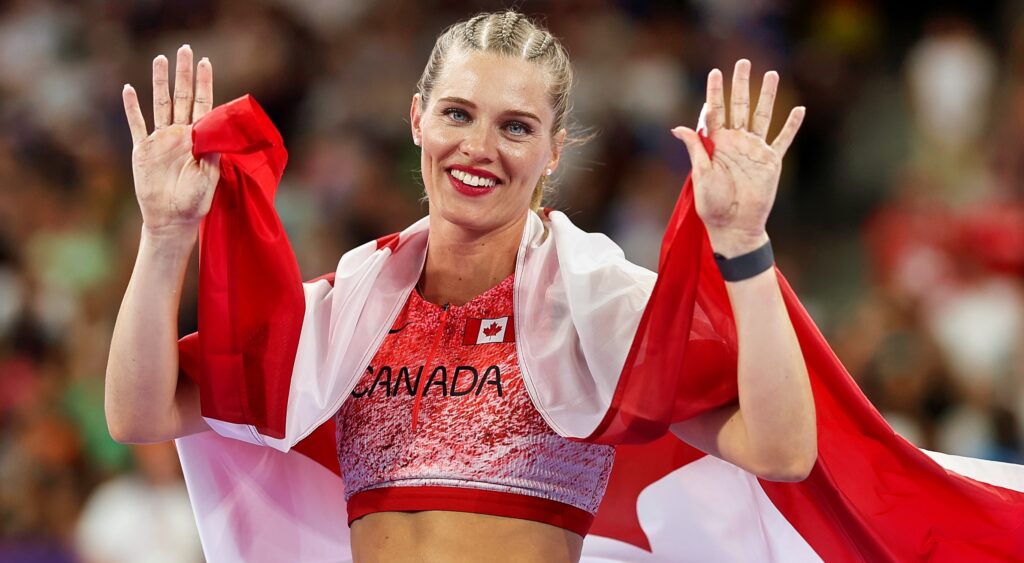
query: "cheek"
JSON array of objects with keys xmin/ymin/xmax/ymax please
[
  {"xmin": 420, "ymin": 131, "xmax": 456, "ymax": 180},
  {"xmin": 500, "ymin": 142, "xmax": 530, "ymax": 163},
  {"xmin": 501, "ymin": 142, "xmax": 547, "ymax": 185},
  {"xmin": 422, "ymin": 127, "xmax": 457, "ymax": 158}
]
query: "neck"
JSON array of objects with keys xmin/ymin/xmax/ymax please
[{"xmin": 420, "ymin": 211, "xmax": 529, "ymax": 306}]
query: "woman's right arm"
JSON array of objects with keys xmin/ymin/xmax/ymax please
[{"xmin": 105, "ymin": 45, "xmax": 220, "ymax": 444}]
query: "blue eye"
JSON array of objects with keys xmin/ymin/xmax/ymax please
[
  {"xmin": 506, "ymin": 121, "xmax": 532, "ymax": 136},
  {"xmin": 442, "ymin": 108, "xmax": 469, "ymax": 122}
]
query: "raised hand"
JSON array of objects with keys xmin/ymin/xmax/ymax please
[
  {"xmin": 671, "ymin": 59, "xmax": 805, "ymax": 257},
  {"xmin": 122, "ymin": 45, "xmax": 219, "ymax": 238}
]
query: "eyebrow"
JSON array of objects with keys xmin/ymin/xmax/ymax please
[{"xmin": 438, "ymin": 96, "xmax": 542, "ymax": 123}]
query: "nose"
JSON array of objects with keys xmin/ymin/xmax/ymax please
[{"xmin": 459, "ymin": 123, "xmax": 497, "ymax": 162}]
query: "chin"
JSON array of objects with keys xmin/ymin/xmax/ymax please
[
  {"xmin": 428, "ymin": 183, "xmax": 529, "ymax": 234},
  {"xmin": 433, "ymin": 201, "xmax": 505, "ymax": 233}
]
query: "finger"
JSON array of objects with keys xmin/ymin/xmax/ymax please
[
  {"xmin": 750, "ymin": 71, "xmax": 779, "ymax": 139},
  {"xmin": 671, "ymin": 126, "xmax": 711, "ymax": 176},
  {"xmin": 152, "ymin": 55, "xmax": 171, "ymax": 129},
  {"xmin": 172, "ymin": 44, "xmax": 194, "ymax": 125},
  {"xmin": 770, "ymin": 106, "xmax": 806, "ymax": 157},
  {"xmin": 730, "ymin": 59, "xmax": 751, "ymax": 130},
  {"xmin": 706, "ymin": 68, "xmax": 725, "ymax": 131},
  {"xmin": 193, "ymin": 57, "xmax": 213, "ymax": 121},
  {"xmin": 122, "ymin": 84, "xmax": 148, "ymax": 146}
]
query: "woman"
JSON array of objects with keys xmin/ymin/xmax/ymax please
[{"xmin": 107, "ymin": 11, "xmax": 815, "ymax": 562}]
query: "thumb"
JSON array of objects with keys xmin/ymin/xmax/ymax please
[
  {"xmin": 196, "ymin": 153, "xmax": 221, "ymax": 215},
  {"xmin": 671, "ymin": 126, "xmax": 710, "ymax": 175},
  {"xmin": 199, "ymin": 152, "xmax": 221, "ymax": 175}
]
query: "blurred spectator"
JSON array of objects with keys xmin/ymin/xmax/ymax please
[
  {"xmin": 74, "ymin": 443, "xmax": 201, "ymax": 563},
  {"xmin": 1, "ymin": 400, "xmax": 83, "ymax": 562}
]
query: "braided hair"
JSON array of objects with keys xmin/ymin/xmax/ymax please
[{"xmin": 418, "ymin": 10, "xmax": 571, "ymax": 133}]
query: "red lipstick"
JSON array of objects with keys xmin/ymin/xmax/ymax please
[{"xmin": 446, "ymin": 165, "xmax": 502, "ymax": 197}]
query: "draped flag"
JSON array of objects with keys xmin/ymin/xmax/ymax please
[{"xmin": 174, "ymin": 95, "xmax": 1024, "ymax": 562}]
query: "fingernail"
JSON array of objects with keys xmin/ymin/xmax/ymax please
[
  {"xmin": 200, "ymin": 57, "xmax": 210, "ymax": 64},
  {"xmin": 181, "ymin": 44, "xmax": 191, "ymax": 50},
  {"xmin": 123, "ymin": 83, "xmax": 131, "ymax": 90}
]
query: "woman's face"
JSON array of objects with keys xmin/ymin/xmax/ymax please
[{"xmin": 411, "ymin": 50, "xmax": 565, "ymax": 234}]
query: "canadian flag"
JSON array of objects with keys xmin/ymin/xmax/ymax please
[
  {"xmin": 173, "ymin": 96, "xmax": 1024, "ymax": 563},
  {"xmin": 463, "ymin": 316, "xmax": 515, "ymax": 345}
]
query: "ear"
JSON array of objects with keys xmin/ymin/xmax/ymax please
[
  {"xmin": 410, "ymin": 93, "xmax": 423, "ymax": 146},
  {"xmin": 547, "ymin": 128, "xmax": 567, "ymax": 173}
]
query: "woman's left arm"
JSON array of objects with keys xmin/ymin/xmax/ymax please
[{"xmin": 669, "ymin": 59, "xmax": 817, "ymax": 482}]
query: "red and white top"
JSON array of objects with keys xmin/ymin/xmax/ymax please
[{"xmin": 335, "ymin": 274, "xmax": 615, "ymax": 535}]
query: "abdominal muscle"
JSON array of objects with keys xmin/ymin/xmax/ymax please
[{"xmin": 349, "ymin": 510, "xmax": 584, "ymax": 563}]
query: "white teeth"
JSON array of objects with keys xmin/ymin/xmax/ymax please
[{"xmin": 450, "ymin": 169, "xmax": 496, "ymax": 187}]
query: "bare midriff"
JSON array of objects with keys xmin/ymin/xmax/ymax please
[{"xmin": 349, "ymin": 510, "xmax": 584, "ymax": 563}]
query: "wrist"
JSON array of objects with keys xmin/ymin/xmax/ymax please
[
  {"xmin": 141, "ymin": 223, "xmax": 200, "ymax": 255},
  {"xmin": 706, "ymin": 229, "xmax": 770, "ymax": 258}
]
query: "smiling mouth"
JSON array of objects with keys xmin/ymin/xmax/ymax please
[{"xmin": 447, "ymin": 167, "xmax": 501, "ymax": 188}]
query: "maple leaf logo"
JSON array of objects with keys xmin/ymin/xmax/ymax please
[{"xmin": 483, "ymin": 322, "xmax": 502, "ymax": 337}]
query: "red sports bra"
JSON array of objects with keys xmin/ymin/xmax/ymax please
[{"xmin": 335, "ymin": 274, "xmax": 615, "ymax": 536}]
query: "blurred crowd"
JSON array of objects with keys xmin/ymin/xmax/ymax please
[{"xmin": 1, "ymin": 0, "xmax": 1022, "ymax": 561}]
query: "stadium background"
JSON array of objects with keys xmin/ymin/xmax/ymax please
[{"xmin": 0, "ymin": 0, "xmax": 1022, "ymax": 560}]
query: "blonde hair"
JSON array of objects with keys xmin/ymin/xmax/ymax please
[{"xmin": 417, "ymin": 11, "xmax": 573, "ymax": 211}]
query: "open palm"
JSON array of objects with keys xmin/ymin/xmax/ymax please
[
  {"xmin": 122, "ymin": 45, "xmax": 220, "ymax": 235},
  {"xmin": 672, "ymin": 60, "xmax": 805, "ymax": 257}
]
